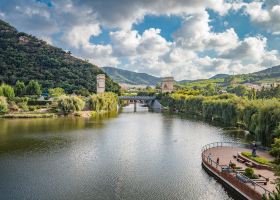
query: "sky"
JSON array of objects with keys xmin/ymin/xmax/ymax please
[{"xmin": 1, "ymin": 0, "xmax": 280, "ymax": 80}]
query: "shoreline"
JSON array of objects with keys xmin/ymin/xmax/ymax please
[{"xmin": 0, "ymin": 110, "xmax": 118, "ymax": 119}]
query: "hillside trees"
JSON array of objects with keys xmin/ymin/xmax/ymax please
[
  {"xmin": 26, "ymin": 80, "xmax": 42, "ymax": 96},
  {"xmin": 15, "ymin": 81, "xmax": 26, "ymax": 96}
]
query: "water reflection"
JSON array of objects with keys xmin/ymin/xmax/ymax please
[{"xmin": 0, "ymin": 105, "xmax": 238, "ymax": 200}]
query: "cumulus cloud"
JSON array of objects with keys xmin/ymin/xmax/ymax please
[
  {"xmin": 244, "ymin": 0, "xmax": 280, "ymax": 35},
  {"xmin": 0, "ymin": 0, "xmax": 280, "ymax": 80}
]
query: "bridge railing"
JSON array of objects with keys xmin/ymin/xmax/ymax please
[
  {"xmin": 201, "ymin": 142, "xmax": 272, "ymax": 198},
  {"xmin": 118, "ymin": 96, "xmax": 156, "ymax": 101}
]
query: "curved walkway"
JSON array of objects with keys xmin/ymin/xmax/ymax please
[{"xmin": 202, "ymin": 142, "xmax": 277, "ymax": 200}]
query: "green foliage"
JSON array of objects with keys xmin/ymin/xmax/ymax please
[
  {"xmin": 74, "ymin": 88, "xmax": 90, "ymax": 97},
  {"xmin": 266, "ymin": 184, "xmax": 280, "ymax": 200},
  {"xmin": 162, "ymin": 91, "xmax": 280, "ymax": 146},
  {"xmin": 48, "ymin": 87, "xmax": 65, "ymax": 97},
  {"xmin": 231, "ymin": 85, "xmax": 249, "ymax": 97},
  {"xmin": 26, "ymin": 80, "xmax": 42, "ymax": 96},
  {"xmin": 57, "ymin": 95, "xmax": 85, "ymax": 115},
  {"xmin": 241, "ymin": 152, "xmax": 270, "ymax": 165},
  {"xmin": 102, "ymin": 67, "xmax": 161, "ymax": 86},
  {"xmin": 88, "ymin": 92, "xmax": 118, "ymax": 112},
  {"xmin": 244, "ymin": 167, "xmax": 256, "ymax": 179},
  {"xmin": 257, "ymin": 85, "xmax": 280, "ymax": 99},
  {"xmin": 0, "ymin": 19, "xmax": 120, "ymax": 94},
  {"xmin": 14, "ymin": 81, "xmax": 26, "ymax": 96},
  {"xmin": 0, "ymin": 84, "xmax": 15, "ymax": 100},
  {"xmin": 270, "ymin": 138, "xmax": 280, "ymax": 164},
  {"xmin": 0, "ymin": 96, "xmax": 8, "ymax": 114}
]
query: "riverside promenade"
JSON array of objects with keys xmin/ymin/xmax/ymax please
[{"xmin": 201, "ymin": 142, "xmax": 277, "ymax": 200}]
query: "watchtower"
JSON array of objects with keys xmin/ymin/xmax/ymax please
[
  {"xmin": 161, "ymin": 77, "xmax": 174, "ymax": 93},
  {"xmin": 97, "ymin": 74, "xmax": 105, "ymax": 93}
]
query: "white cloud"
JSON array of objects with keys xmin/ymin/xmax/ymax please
[
  {"xmin": 244, "ymin": 1, "xmax": 280, "ymax": 35},
  {"xmin": 64, "ymin": 24, "xmax": 101, "ymax": 48},
  {"xmin": 1, "ymin": 0, "xmax": 280, "ymax": 80}
]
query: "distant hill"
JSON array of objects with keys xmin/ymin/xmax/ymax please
[
  {"xmin": 228, "ymin": 65, "xmax": 280, "ymax": 84},
  {"xmin": 0, "ymin": 19, "xmax": 119, "ymax": 93},
  {"xmin": 177, "ymin": 79, "xmax": 191, "ymax": 84},
  {"xmin": 210, "ymin": 74, "xmax": 229, "ymax": 79},
  {"xmin": 102, "ymin": 67, "xmax": 162, "ymax": 86}
]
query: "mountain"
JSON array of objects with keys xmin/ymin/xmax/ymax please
[
  {"xmin": 228, "ymin": 65, "xmax": 280, "ymax": 84},
  {"xmin": 210, "ymin": 74, "xmax": 229, "ymax": 79},
  {"xmin": 102, "ymin": 67, "xmax": 162, "ymax": 86},
  {"xmin": 0, "ymin": 19, "xmax": 120, "ymax": 93}
]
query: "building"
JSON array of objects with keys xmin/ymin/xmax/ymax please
[
  {"xmin": 161, "ymin": 77, "xmax": 174, "ymax": 93},
  {"xmin": 97, "ymin": 74, "xmax": 105, "ymax": 93}
]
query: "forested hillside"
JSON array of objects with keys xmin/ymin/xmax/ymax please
[
  {"xmin": 102, "ymin": 67, "xmax": 161, "ymax": 85},
  {"xmin": 0, "ymin": 19, "xmax": 119, "ymax": 93}
]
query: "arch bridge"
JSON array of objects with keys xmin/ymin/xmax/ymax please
[{"xmin": 118, "ymin": 96, "xmax": 161, "ymax": 112}]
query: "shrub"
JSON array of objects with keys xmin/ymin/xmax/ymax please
[
  {"xmin": 0, "ymin": 96, "xmax": 8, "ymax": 114},
  {"xmin": 242, "ymin": 152, "xmax": 271, "ymax": 165},
  {"xmin": 26, "ymin": 80, "xmax": 42, "ymax": 96},
  {"xmin": 57, "ymin": 95, "xmax": 85, "ymax": 115},
  {"xmin": 29, "ymin": 106, "xmax": 38, "ymax": 111},
  {"xmin": 0, "ymin": 84, "xmax": 15, "ymax": 100},
  {"xmin": 88, "ymin": 92, "xmax": 118, "ymax": 112},
  {"xmin": 15, "ymin": 81, "xmax": 26, "ymax": 96},
  {"xmin": 48, "ymin": 87, "xmax": 65, "ymax": 97},
  {"xmin": 18, "ymin": 102, "xmax": 29, "ymax": 111},
  {"xmin": 270, "ymin": 138, "xmax": 280, "ymax": 164},
  {"xmin": 244, "ymin": 167, "xmax": 257, "ymax": 179}
]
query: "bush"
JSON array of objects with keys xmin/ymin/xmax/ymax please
[
  {"xmin": 15, "ymin": 81, "xmax": 26, "ymax": 96},
  {"xmin": 18, "ymin": 101, "xmax": 29, "ymax": 111},
  {"xmin": 0, "ymin": 96, "xmax": 8, "ymax": 114},
  {"xmin": 0, "ymin": 84, "xmax": 15, "ymax": 100},
  {"xmin": 88, "ymin": 92, "xmax": 118, "ymax": 112},
  {"xmin": 29, "ymin": 106, "xmax": 38, "ymax": 111},
  {"xmin": 57, "ymin": 95, "xmax": 85, "ymax": 115},
  {"xmin": 48, "ymin": 87, "xmax": 65, "ymax": 97},
  {"xmin": 241, "ymin": 152, "xmax": 270, "ymax": 165},
  {"xmin": 244, "ymin": 167, "xmax": 257, "ymax": 179},
  {"xmin": 270, "ymin": 138, "xmax": 280, "ymax": 164},
  {"xmin": 26, "ymin": 80, "xmax": 42, "ymax": 96},
  {"xmin": 28, "ymin": 100, "xmax": 51, "ymax": 106}
]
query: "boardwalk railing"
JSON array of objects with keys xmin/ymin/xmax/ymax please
[{"xmin": 201, "ymin": 142, "xmax": 272, "ymax": 199}]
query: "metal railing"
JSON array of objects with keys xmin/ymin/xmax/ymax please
[{"xmin": 201, "ymin": 142, "xmax": 272, "ymax": 198}]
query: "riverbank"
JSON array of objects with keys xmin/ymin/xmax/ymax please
[
  {"xmin": 160, "ymin": 93, "xmax": 280, "ymax": 147},
  {"xmin": 0, "ymin": 110, "xmax": 118, "ymax": 119}
]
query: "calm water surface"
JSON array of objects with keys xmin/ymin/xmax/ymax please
[{"xmin": 0, "ymin": 104, "xmax": 245, "ymax": 200}]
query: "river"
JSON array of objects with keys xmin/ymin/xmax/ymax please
[{"xmin": 0, "ymin": 104, "xmax": 247, "ymax": 200}]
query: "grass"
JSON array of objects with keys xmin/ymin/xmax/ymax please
[{"xmin": 241, "ymin": 152, "xmax": 271, "ymax": 165}]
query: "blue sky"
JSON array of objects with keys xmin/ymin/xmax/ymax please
[{"xmin": 0, "ymin": 0, "xmax": 280, "ymax": 80}]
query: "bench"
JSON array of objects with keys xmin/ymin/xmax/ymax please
[
  {"xmin": 251, "ymin": 179, "xmax": 268, "ymax": 185},
  {"xmin": 245, "ymin": 162, "xmax": 254, "ymax": 167},
  {"xmin": 237, "ymin": 157, "xmax": 246, "ymax": 163},
  {"xmin": 258, "ymin": 174, "xmax": 269, "ymax": 182}
]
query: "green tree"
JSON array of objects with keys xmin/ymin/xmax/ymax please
[
  {"xmin": 203, "ymin": 84, "xmax": 216, "ymax": 96},
  {"xmin": 48, "ymin": 87, "xmax": 65, "ymax": 97},
  {"xmin": 233, "ymin": 85, "xmax": 248, "ymax": 97},
  {"xmin": 57, "ymin": 95, "xmax": 85, "ymax": 115},
  {"xmin": 0, "ymin": 96, "xmax": 8, "ymax": 114},
  {"xmin": 0, "ymin": 84, "xmax": 15, "ymax": 100},
  {"xmin": 224, "ymin": 76, "xmax": 236, "ymax": 85},
  {"xmin": 26, "ymin": 80, "xmax": 42, "ymax": 96},
  {"xmin": 270, "ymin": 138, "xmax": 280, "ymax": 164},
  {"xmin": 15, "ymin": 81, "xmax": 26, "ymax": 96}
]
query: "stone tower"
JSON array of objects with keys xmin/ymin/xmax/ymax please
[
  {"xmin": 161, "ymin": 77, "xmax": 174, "ymax": 93},
  {"xmin": 97, "ymin": 74, "xmax": 105, "ymax": 94}
]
